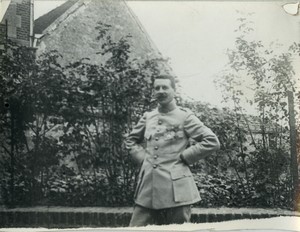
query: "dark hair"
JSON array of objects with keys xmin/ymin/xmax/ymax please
[{"xmin": 154, "ymin": 74, "xmax": 176, "ymax": 90}]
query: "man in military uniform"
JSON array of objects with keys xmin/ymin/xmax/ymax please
[{"xmin": 125, "ymin": 75, "xmax": 220, "ymax": 226}]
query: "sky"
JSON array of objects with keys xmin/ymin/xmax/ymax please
[{"xmin": 34, "ymin": 0, "xmax": 300, "ymax": 114}]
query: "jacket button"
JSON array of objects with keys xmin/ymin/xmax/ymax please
[
  {"xmin": 155, "ymin": 137, "xmax": 159, "ymax": 141},
  {"xmin": 158, "ymin": 120, "xmax": 162, "ymax": 125},
  {"xmin": 155, "ymin": 146, "xmax": 159, "ymax": 150},
  {"xmin": 153, "ymin": 164, "xmax": 157, "ymax": 168},
  {"xmin": 154, "ymin": 155, "xmax": 158, "ymax": 159}
]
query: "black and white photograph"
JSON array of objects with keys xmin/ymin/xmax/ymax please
[{"xmin": 0, "ymin": 0, "xmax": 300, "ymax": 231}]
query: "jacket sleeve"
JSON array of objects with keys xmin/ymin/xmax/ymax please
[
  {"xmin": 182, "ymin": 113, "xmax": 220, "ymax": 164},
  {"xmin": 125, "ymin": 112, "xmax": 148, "ymax": 165}
]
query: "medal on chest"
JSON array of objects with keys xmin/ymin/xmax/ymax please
[{"xmin": 164, "ymin": 130, "xmax": 176, "ymax": 140}]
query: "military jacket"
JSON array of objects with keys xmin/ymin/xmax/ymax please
[{"xmin": 126, "ymin": 106, "xmax": 220, "ymax": 209}]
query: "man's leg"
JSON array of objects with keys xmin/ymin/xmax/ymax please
[
  {"xmin": 129, "ymin": 205, "xmax": 156, "ymax": 227},
  {"xmin": 165, "ymin": 205, "xmax": 191, "ymax": 224}
]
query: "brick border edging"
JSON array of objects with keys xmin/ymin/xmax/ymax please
[
  {"xmin": 0, "ymin": 207, "xmax": 299, "ymax": 228},
  {"xmin": 0, "ymin": 211, "xmax": 132, "ymax": 228}
]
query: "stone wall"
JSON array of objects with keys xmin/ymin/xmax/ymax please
[{"xmin": 0, "ymin": 23, "xmax": 7, "ymax": 51}]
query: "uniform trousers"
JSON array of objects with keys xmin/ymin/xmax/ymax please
[{"xmin": 129, "ymin": 204, "xmax": 191, "ymax": 227}]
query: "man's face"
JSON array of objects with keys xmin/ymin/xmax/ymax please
[{"xmin": 153, "ymin": 79, "xmax": 175, "ymax": 106}]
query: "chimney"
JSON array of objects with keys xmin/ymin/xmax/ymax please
[{"xmin": 1, "ymin": 0, "xmax": 32, "ymax": 46}]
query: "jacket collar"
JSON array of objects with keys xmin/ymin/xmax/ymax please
[{"xmin": 157, "ymin": 99, "xmax": 177, "ymax": 114}]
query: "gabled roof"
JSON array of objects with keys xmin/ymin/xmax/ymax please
[
  {"xmin": 33, "ymin": 0, "xmax": 171, "ymax": 75},
  {"xmin": 34, "ymin": 0, "xmax": 79, "ymax": 34}
]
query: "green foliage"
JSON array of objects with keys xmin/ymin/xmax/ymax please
[
  {"xmin": 0, "ymin": 40, "xmax": 66, "ymax": 206},
  {"xmin": 210, "ymin": 16, "xmax": 299, "ymax": 209},
  {"xmin": 0, "ymin": 17, "xmax": 298, "ymax": 209},
  {"xmin": 183, "ymin": 101, "xmax": 293, "ymax": 208},
  {"xmin": 0, "ymin": 22, "xmax": 165, "ymax": 207}
]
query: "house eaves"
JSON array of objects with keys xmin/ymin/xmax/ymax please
[{"xmin": 34, "ymin": 0, "xmax": 80, "ymax": 34}]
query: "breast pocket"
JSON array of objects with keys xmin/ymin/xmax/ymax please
[
  {"xmin": 162, "ymin": 129, "xmax": 186, "ymax": 153},
  {"xmin": 170, "ymin": 167, "xmax": 199, "ymax": 202}
]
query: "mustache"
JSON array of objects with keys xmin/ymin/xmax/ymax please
[{"xmin": 155, "ymin": 94, "xmax": 167, "ymax": 98}]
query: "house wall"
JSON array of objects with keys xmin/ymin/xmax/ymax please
[{"xmin": 35, "ymin": 0, "xmax": 164, "ymax": 67}]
